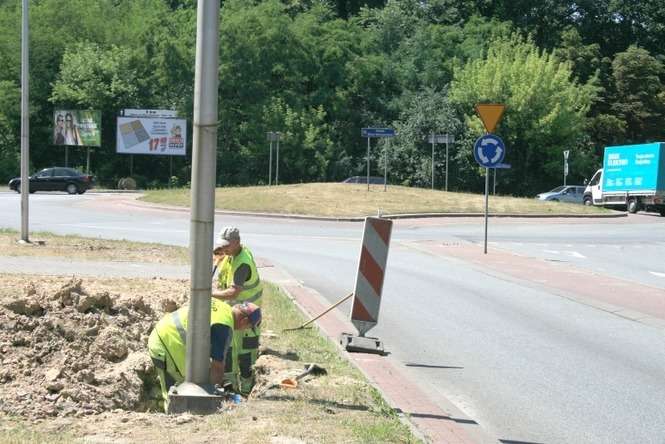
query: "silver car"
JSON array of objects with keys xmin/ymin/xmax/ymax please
[{"xmin": 536, "ymin": 185, "xmax": 586, "ymax": 204}]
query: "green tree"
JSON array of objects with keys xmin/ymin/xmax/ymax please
[
  {"xmin": 610, "ymin": 46, "xmax": 665, "ymax": 143},
  {"xmin": 390, "ymin": 88, "xmax": 462, "ymax": 188},
  {"xmin": 449, "ymin": 35, "xmax": 597, "ymax": 195},
  {"xmin": 0, "ymin": 81, "xmax": 21, "ymax": 182}
]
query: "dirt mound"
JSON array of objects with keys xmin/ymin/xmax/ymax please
[{"xmin": 0, "ymin": 278, "xmax": 181, "ymax": 419}]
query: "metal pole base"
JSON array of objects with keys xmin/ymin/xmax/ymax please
[
  {"xmin": 340, "ymin": 332, "xmax": 385, "ymax": 355},
  {"xmin": 167, "ymin": 382, "xmax": 225, "ymax": 415}
]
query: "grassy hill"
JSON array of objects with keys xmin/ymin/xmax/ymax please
[{"xmin": 141, "ymin": 183, "xmax": 609, "ymax": 217}]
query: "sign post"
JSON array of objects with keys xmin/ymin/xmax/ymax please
[
  {"xmin": 267, "ymin": 132, "xmax": 281, "ymax": 185},
  {"xmin": 428, "ymin": 134, "xmax": 454, "ymax": 191},
  {"xmin": 361, "ymin": 128, "xmax": 395, "ymax": 191},
  {"xmin": 341, "ymin": 216, "xmax": 393, "ymax": 355},
  {"xmin": 563, "ymin": 150, "xmax": 570, "ymax": 186},
  {"xmin": 474, "ymin": 104, "xmax": 506, "ymax": 254}
]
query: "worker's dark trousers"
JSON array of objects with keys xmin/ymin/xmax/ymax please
[{"xmin": 232, "ymin": 327, "xmax": 260, "ymax": 395}]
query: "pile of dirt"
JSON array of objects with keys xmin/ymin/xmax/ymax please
[{"xmin": 0, "ymin": 277, "xmax": 185, "ymax": 419}]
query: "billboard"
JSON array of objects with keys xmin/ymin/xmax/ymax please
[
  {"xmin": 53, "ymin": 110, "xmax": 101, "ymax": 147},
  {"xmin": 116, "ymin": 117, "xmax": 187, "ymax": 156}
]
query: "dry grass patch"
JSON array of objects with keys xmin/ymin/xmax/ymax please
[
  {"xmin": 0, "ymin": 229, "xmax": 189, "ymax": 264},
  {"xmin": 142, "ymin": 183, "xmax": 608, "ymax": 217}
]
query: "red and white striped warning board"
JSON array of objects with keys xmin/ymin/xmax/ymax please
[{"xmin": 350, "ymin": 217, "xmax": 393, "ymax": 335}]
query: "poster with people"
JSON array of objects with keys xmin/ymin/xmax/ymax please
[
  {"xmin": 53, "ymin": 110, "xmax": 101, "ymax": 146},
  {"xmin": 116, "ymin": 117, "xmax": 187, "ymax": 156}
]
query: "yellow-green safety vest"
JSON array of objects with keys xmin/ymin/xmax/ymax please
[
  {"xmin": 153, "ymin": 298, "xmax": 234, "ymax": 378},
  {"xmin": 217, "ymin": 246, "xmax": 263, "ymax": 306}
]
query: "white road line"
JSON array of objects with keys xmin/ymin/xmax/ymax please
[
  {"xmin": 649, "ymin": 271, "xmax": 665, "ymax": 278},
  {"xmin": 544, "ymin": 250, "xmax": 560, "ymax": 255},
  {"xmin": 567, "ymin": 251, "xmax": 587, "ymax": 259}
]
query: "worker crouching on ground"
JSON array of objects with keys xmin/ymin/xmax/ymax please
[
  {"xmin": 148, "ymin": 300, "xmax": 262, "ymax": 411},
  {"xmin": 212, "ymin": 226, "xmax": 263, "ymax": 395}
]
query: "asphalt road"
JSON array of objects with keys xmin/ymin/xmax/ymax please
[{"xmin": 2, "ymin": 191, "xmax": 665, "ymax": 444}]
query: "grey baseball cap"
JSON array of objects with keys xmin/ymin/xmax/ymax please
[{"xmin": 216, "ymin": 227, "xmax": 240, "ymax": 247}]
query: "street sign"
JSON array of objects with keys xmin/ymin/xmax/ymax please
[
  {"xmin": 475, "ymin": 104, "xmax": 505, "ymax": 133},
  {"xmin": 267, "ymin": 131, "xmax": 281, "ymax": 141},
  {"xmin": 361, "ymin": 128, "xmax": 395, "ymax": 138},
  {"xmin": 428, "ymin": 134, "xmax": 454, "ymax": 144},
  {"xmin": 473, "ymin": 134, "xmax": 506, "ymax": 168},
  {"xmin": 564, "ymin": 150, "xmax": 570, "ymax": 160}
]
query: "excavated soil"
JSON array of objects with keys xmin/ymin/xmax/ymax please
[{"xmin": 0, "ymin": 276, "xmax": 188, "ymax": 419}]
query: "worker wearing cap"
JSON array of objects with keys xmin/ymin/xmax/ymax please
[
  {"xmin": 147, "ymin": 300, "xmax": 262, "ymax": 411},
  {"xmin": 212, "ymin": 227, "xmax": 263, "ymax": 394}
]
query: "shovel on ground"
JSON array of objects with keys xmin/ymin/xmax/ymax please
[
  {"xmin": 254, "ymin": 363, "xmax": 327, "ymax": 397},
  {"xmin": 279, "ymin": 363, "xmax": 327, "ymax": 389}
]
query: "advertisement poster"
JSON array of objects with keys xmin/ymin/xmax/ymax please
[
  {"xmin": 603, "ymin": 143, "xmax": 663, "ymax": 192},
  {"xmin": 53, "ymin": 110, "xmax": 101, "ymax": 147},
  {"xmin": 116, "ymin": 117, "xmax": 187, "ymax": 156}
]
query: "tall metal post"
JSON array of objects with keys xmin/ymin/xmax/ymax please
[
  {"xmin": 383, "ymin": 139, "xmax": 388, "ymax": 192},
  {"xmin": 484, "ymin": 168, "xmax": 489, "ymax": 254},
  {"xmin": 275, "ymin": 133, "xmax": 280, "ymax": 185},
  {"xmin": 20, "ymin": 0, "xmax": 29, "ymax": 242},
  {"xmin": 186, "ymin": 0, "xmax": 220, "ymax": 386},
  {"xmin": 86, "ymin": 148, "xmax": 91, "ymax": 174},
  {"xmin": 493, "ymin": 168, "xmax": 496, "ymax": 195},
  {"xmin": 445, "ymin": 139, "xmax": 449, "ymax": 192},
  {"xmin": 268, "ymin": 136, "xmax": 273, "ymax": 185},
  {"xmin": 431, "ymin": 137, "xmax": 435, "ymax": 190},
  {"xmin": 366, "ymin": 137, "xmax": 370, "ymax": 191},
  {"xmin": 563, "ymin": 158, "xmax": 567, "ymax": 186}
]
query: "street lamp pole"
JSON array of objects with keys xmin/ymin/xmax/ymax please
[
  {"xmin": 186, "ymin": 0, "xmax": 219, "ymax": 387},
  {"xmin": 20, "ymin": 0, "xmax": 29, "ymax": 242}
]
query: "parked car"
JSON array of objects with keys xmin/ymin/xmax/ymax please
[
  {"xmin": 8, "ymin": 167, "xmax": 94, "ymax": 194},
  {"xmin": 342, "ymin": 176, "xmax": 386, "ymax": 185},
  {"xmin": 536, "ymin": 185, "xmax": 586, "ymax": 203}
]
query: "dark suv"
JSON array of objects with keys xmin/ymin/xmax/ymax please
[{"xmin": 8, "ymin": 167, "xmax": 94, "ymax": 194}]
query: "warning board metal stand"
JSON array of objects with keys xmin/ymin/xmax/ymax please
[
  {"xmin": 340, "ymin": 332, "xmax": 385, "ymax": 355},
  {"xmin": 340, "ymin": 216, "xmax": 393, "ymax": 355}
]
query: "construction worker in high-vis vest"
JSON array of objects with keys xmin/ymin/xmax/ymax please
[
  {"xmin": 147, "ymin": 299, "xmax": 262, "ymax": 411},
  {"xmin": 212, "ymin": 226, "xmax": 263, "ymax": 395}
]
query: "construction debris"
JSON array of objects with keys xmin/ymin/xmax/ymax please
[{"xmin": 0, "ymin": 278, "xmax": 183, "ymax": 419}]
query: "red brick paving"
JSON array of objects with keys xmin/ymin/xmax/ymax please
[{"xmin": 281, "ymin": 282, "xmax": 480, "ymax": 444}]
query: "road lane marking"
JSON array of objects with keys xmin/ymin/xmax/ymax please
[
  {"xmin": 649, "ymin": 271, "xmax": 665, "ymax": 278},
  {"xmin": 568, "ymin": 251, "xmax": 586, "ymax": 259}
]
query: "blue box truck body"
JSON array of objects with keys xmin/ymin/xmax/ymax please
[{"xmin": 584, "ymin": 143, "xmax": 665, "ymax": 215}]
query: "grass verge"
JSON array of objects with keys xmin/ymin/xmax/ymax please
[
  {"xmin": 142, "ymin": 183, "xmax": 609, "ymax": 217},
  {"xmin": 0, "ymin": 228, "xmax": 189, "ymax": 264}
]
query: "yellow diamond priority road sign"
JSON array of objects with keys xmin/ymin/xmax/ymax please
[{"xmin": 475, "ymin": 103, "xmax": 505, "ymax": 133}]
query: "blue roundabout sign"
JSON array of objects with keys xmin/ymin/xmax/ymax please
[{"xmin": 473, "ymin": 134, "xmax": 506, "ymax": 168}]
